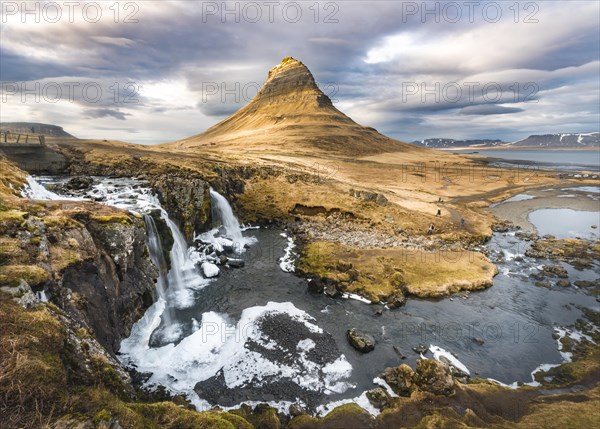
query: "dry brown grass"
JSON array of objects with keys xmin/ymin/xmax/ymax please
[{"xmin": 299, "ymin": 240, "xmax": 497, "ymax": 301}]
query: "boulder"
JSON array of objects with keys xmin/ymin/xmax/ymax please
[
  {"xmin": 366, "ymin": 387, "xmax": 393, "ymax": 410},
  {"xmin": 540, "ymin": 265, "xmax": 568, "ymax": 278},
  {"xmin": 324, "ymin": 282, "xmax": 342, "ymax": 298},
  {"xmin": 472, "ymin": 337, "xmax": 485, "ymax": 345},
  {"xmin": 227, "ymin": 258, "xmax": 245, "ymax": 268},
  {"xmin": 556, "ymin": 279, "xmax": 571, "ymax": 287},
  {"xmin": 412, "ymin": 344, "xmax": 428, "ymax": 354},
  {"xmin": 307, "ymin": 278, "xmax": 324, "ymax": 294},
  {"xmin": 387, "ymin": 291, "xmax": 407, "ymax": 308},
  {"xmin": 66, "ymin": 176, "xmax": 94, "ymax": 190},
  {"xmin": 414, "ymin": 359, "xmax": 455, "ymax": 396},
  {"xmin": 347, "ymin": 328, "xmax": 375, "ymax": 353},
  {"xmin": 289, "ymin": 403, "xmax": 307, "ymax": 417},
  {"xmin": 380, "ymin": 364, "xmax": 415, "ymax": 396}
]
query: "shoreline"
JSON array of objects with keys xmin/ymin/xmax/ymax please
[{"xmin": 489, "ymin": 187, "xmax": 599, "ymax": 233}]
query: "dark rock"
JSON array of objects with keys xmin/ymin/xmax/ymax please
[
  {"xmin": 414, "ymin": 359, "xmax": 455, "ymax": 396},
  {"xmin": 387, "ymin": 291, "xmax": 407, "ymax": 308},
  {"xmin": 150, "ymin": 175, "xmax": 211, "ymax": 242},
  {"xmin": 218, "ymin": 254, "xmax": 228, "ymax": 265},
  {"xmin": 227, "ymin": 258, "xmax": 245, "ymax": 268},
  {"xmin": 373, "ymin": 309, "xmax": 383, "ymax": 317},
  {"xmin": 366, "ymin": 387, "xmax": 392, "ymax": 410},
  {"xmin": 380, "ymin": 364, "xmax": 414, "ymax": 396},
  {"xmin": 289, "ymin": 403, "xmax": 307, "ymax": 417},
  {"xmin": 516, "ymin": 231, "xmax": 538, "ymax": 241},
  {"xmin": 347, "ymin": 328, "xmax": 375, "ymax": 353},
  {"xmin": 307, "ymin": 278, "xmax": 324, "ymax": 294},
  {"xmin": 556, "ymin": 279, "xmax": 571, "ymax": 287},
  {"xmin": 574, "ymin": 279, "xmax": 600, "ymax": 288},
  {"xmin": 472, "ymin": 337, "xmax": 485, "ymax": 345},
  {"xmin": 412, "ymin": 344, "xmax": 428, "ymax": 354},
  {"xmin": 393, "ymin": 346, "xmax": 406, "ymax": 359},
  {"xmin": 51, "ymin": 214, "xmax": 157, "ymax": 355},
  {"xmin": 540, "ymin": 265, "xmax": 568, "ymax": 278},
  {"xmin": 66, "ymin": 176, "xmax": 94, "ymax": 190},
  {"xmin": 324, "ymin": 282, "xmax": 341, "ymax": 298}
]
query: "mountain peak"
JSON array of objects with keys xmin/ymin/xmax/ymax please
[
  {"xmin": 267, "ymin": 57, "xmax": 308, "ymax": 79},
  {"xmin": 257, "ymin": 57, "xmax": 329, "ymax": 108},
  {"xmin": 168, "ymin": 58, "xmax": 417, "ymax": 156}
]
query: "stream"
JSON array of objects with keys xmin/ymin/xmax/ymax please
[{"xmin": 23, "ymin": 176, "xmax": 600, "ymax": 415}]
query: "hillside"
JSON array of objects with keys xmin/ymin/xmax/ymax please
[{"xmin": 165, "ymin": 57, "xmax": 419, "ymax": 156}]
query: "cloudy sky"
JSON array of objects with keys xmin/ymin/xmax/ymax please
[{"xmin": 1, "ymin": 0, "xmax": 599, "ymax": 143}]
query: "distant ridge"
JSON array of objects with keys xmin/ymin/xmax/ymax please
[
  {"xmin": 507, "ymin": 132, "xmax": 599, "ymax": 148},
  {"xmin": 166, "ymin": 57, "xmax": 419, "ymax": 156},
  {"xmin": 0, "ymin": 122, "xmax": 76, "ymax": 139},
  {"xmin": 412, "ymin": 132, "xmax": 599, "ymax": 149}
]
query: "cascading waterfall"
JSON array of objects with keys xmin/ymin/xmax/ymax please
[
  {"xmin": 210, "ymin": 188, "xmax": 244, "ymax": 247},
  {"xmin": 143, "ymin": 215, "xmax": 172, "ymax": 326}
]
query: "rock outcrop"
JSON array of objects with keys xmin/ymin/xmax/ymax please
[
  {"xmin": 0, "ymin": 181, "xmax": 158, "ymax": 354},
  {"xmin": 414, "ymin": 359, "xmax": 456, "ymax": 396},
  {"xmin": 150, "ymin": 175, "xmax": 211, "ymax": 242},
  {"xmin": 380, "ymin": 364, "xmax": 415, "ymax": 397},
  {"xmin": 346, "ymin": 328, "xmax": 375, "ymax": 353}
]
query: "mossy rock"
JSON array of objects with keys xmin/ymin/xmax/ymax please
[
  {"xmin": 321, "ymin": 403, "xmax": 374, "ymax": 429},
  {"xmin": 0, "ymin": 264, "xmax": 50, "ymax": 287}
]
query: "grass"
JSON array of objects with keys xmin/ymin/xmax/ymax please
[
  {"xmin": 0, "ymin": 264, "xmax": 50, "ymax": 288},
  {"xmin": 298, "ymin": 240, "xmax": 497, "ymax": 301},
  {"xmin": 0, "ymin": 292, "xmax": 257, "ymax": 429}
]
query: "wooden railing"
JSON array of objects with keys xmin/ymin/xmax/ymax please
[{"xmin": 0, "ymin": 132, "xmax": 46, "ymax": 146}]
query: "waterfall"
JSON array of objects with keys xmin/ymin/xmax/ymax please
[
  {"xmin": 210, "ymin": 188, "xmax": 244, "ymax": 247},
  {"xmin": 144, "ymin": 210, "xmax": 211, "ymax": 344},
  {"xmin": 143, "ymin": 215, "xmax": 172, "ymax": 326}
]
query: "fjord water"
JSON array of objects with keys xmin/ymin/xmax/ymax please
[
  {"xmin": 23, "ymin": 176, "xmax": 599, "ymax": 412},
  {"xmin": 446, "ymin": 149, "xmax": 600, "ymax": 171}
]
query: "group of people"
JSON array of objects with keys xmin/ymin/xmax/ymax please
[{"xmin": 427, "ymin": 197, "xmax": 466, "ymax": 235}]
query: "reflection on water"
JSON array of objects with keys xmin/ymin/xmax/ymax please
[{"xmin": 529, "ymin": 209, "xmax": 599, "ymax": 239}]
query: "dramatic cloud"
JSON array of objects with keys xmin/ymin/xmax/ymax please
[
  {"xmin": 85, "ymin": 108, "xmax": 130, "ymax": 120},
  {"xmin": 0, "ymin": 0, "xmax": 598, "ymax": 143}
]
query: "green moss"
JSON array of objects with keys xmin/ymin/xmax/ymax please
[
  {"xmin": 288, "ymin": 415, "xmax": 318, "ymax": 429},
  {"xmin": 0, "ymin": 209, "xmax": 26, "ymax": 234},
  {"xmin": 90, "ymin": 213, "xmax": 133, "ymax": 225},
  {"xmin": 93, "ymin": 409, "xmax": 112, "ymax": 424},
  {"xmin": 221, "ymin": 413, "xmax": 254, "ymax": 429},
  {"xmin": 0, "ymin": 264, "xmax": 50, "ymax": 287}
]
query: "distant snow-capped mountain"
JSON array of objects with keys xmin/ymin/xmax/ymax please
[
  {"xmin": 412, "ymin": 132, "xmax": 599, "ymax": 149},
  {"xmin": 507, "ymin": 132, "xmax": 599, "ymax": 148},
  {"xmin": 411, "ymin": 138, "xmax": 505, "ymax": 148}
]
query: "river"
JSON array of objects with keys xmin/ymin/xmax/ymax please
[{"xmin": 24, "ymin": 176, "xmax": 599, "ymax": 415}]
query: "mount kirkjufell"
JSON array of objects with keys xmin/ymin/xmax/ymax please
[{"xmin": 168, "ymin": 57, "xmax": 417, "ymax": 155}]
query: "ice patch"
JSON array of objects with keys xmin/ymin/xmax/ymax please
[
  {"xmin": 201, "ymin": 262, "xmax": 220, "ymax": 278},
  {"xmin": 279, "ymin": 233, "xmax": 297, "ymax": 273},
  {"xmin": 342, "ymin": 292, "xmax": 372, "ymax": 304},
  {"xmin": 119, "ymin": 301, "xmax": 351, "ymax": 409},
  {"xmin": 429, "ymin": 345, "xmax": 470, "ymax": 375},
  {"xmin": 297, "ymin": 338, "xmax": 316, "ymax": 352}
]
